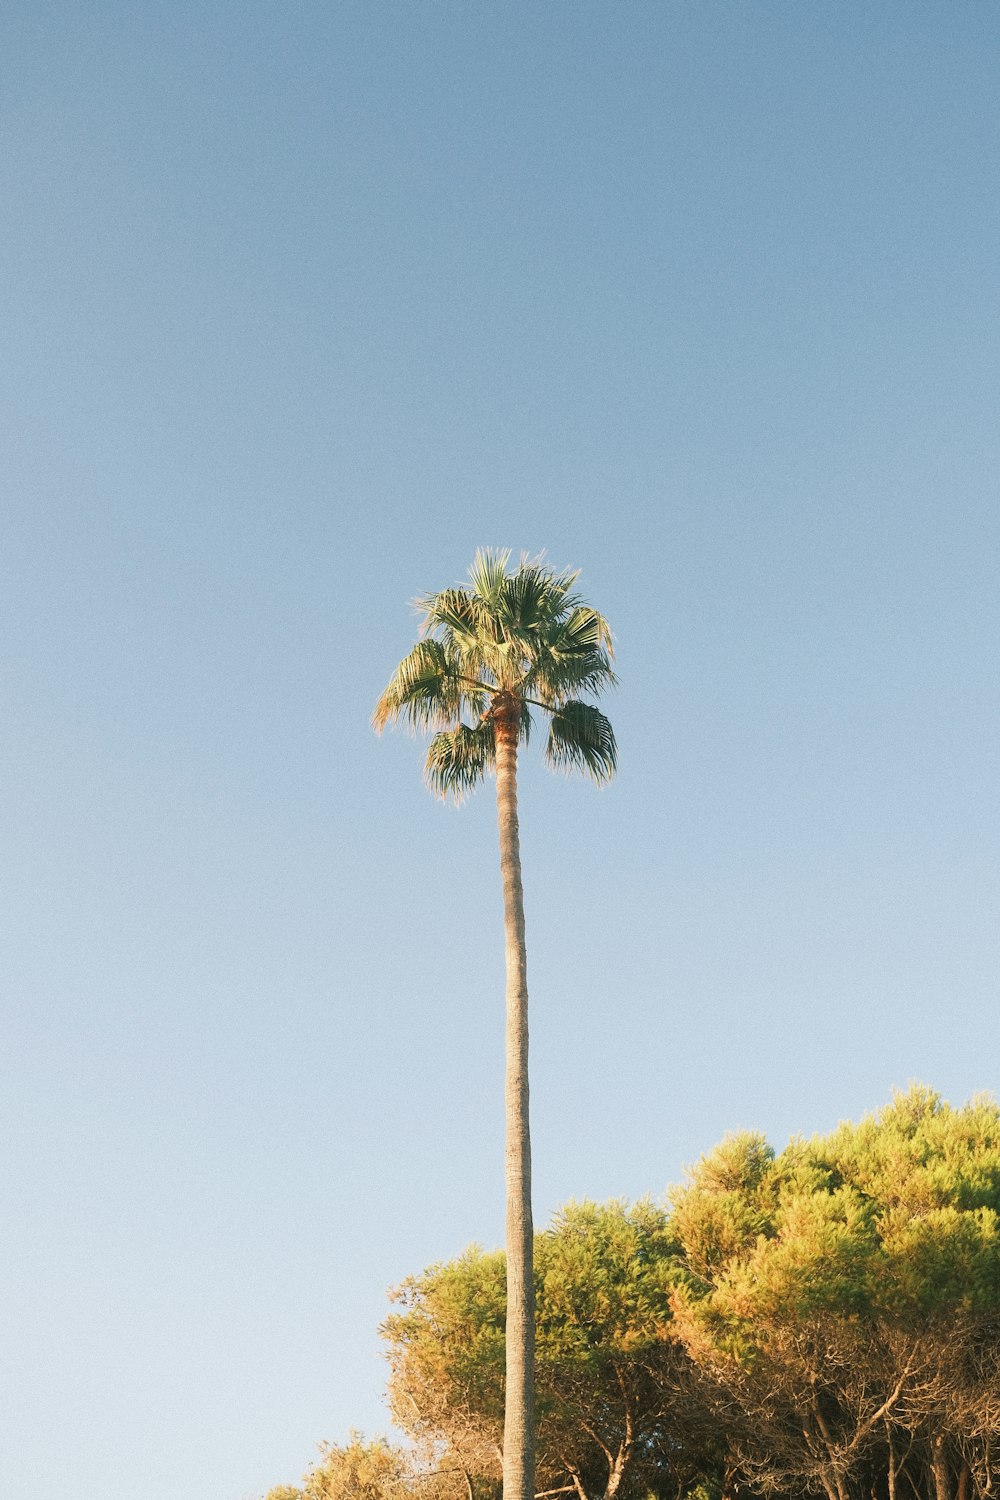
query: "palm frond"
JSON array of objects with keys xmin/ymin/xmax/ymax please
[
  {"xmin": 373, "ymin": 639, "xmax": 466, "ymax": 733},
  {"xmin": 517, "ymin": 606, "xmax": 617, "ymax": 702},
  {"xmin": 376, "ymin": 553, "xmax": 617, "ymax": 796},
  {"xmin": 418, "ymin": 584, "xmax": 507, "ymax": 690},
  {"xmin": 468, "ymin": 549, "xmax": 511, "ymax": 609},
  {"xmin": 525, "ymin": 653, "xmax": 617, "ymax": 704},
  {"xmin": 562, "ymin": 605, "xmax": 614, "ymax": 657},
  {"xmin": 520, "ymin": 639, "xmax": 616, "ymax": 696},
  {"xmin": 425, "ymin": 721, "xmax": 496, "ymax": 802},
  {"xmin": 418, "ymin": 586, "xmax": 484, "ymax": 648},
  {"xmin": 501, "ymin": 560, "xmax": 566, "ymax": 632},
  {"xmin": 544, "ymin": 700, "xmax": 618, "ymax": 784}
]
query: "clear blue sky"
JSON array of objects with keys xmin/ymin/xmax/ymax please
[{"xmin": 3, "ymin": 4, "xmax": 999, "ymax": 1497}]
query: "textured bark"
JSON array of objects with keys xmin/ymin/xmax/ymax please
[
  {"xmin": 932, "ymin": 1437, "xmax": 952, "ymax": 1500},
  {"xmin": 495, "ymin": 706, "xmax": 535, "ymax": 1500}
]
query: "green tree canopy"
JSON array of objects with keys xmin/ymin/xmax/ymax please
[
  {"xmin": 670, "ymin": 1087, "xmax": 1000, "ymax": 1500},
  {"xmin": 383, "ymin": 1200, "xmax": 717, "ymax": 1500},
  {"xmin": 263, "ymin": 1433, "xmax": 456, "ymax": 1500},
  {"xmin": 266, "ymin": 1090, "xmax": 1000, "ymax": 1500},
  {"xmin": 373, "ymin": 550, "xmax": 617, "ymax": 799}
]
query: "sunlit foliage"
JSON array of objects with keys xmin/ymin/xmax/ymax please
[
  {"xmin": 373, "ymin": 550, "xmax": 617, "ymax": 800},
  {"xmin": 264, "ymin": 1090, "xmax": 1000, "ymax": 1500}
]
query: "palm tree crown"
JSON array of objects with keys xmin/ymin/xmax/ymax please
[{"xmin": 373, "ymin": 549, "xmax": 617, "ymax": 794}]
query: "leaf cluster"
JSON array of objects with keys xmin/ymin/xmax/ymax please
[
  {"xmin": 373, "ymin": 552, "xmax": 617, "ymax": 800},
  {"xmin": 267, "ymin": 1091, "xmax": 1000, "ymax": 1500},
  {"xmin": 382, "ymin": 1202, "xmax": 714, "ymax": 1500},
  {"xmin": 668, "ymin": 1088, "xmax": 1000, "ymax": 1500}
]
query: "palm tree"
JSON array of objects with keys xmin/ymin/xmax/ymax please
[{"xmin": 373, "ymin": 551, "xmax": 617, "ymax": 1500}]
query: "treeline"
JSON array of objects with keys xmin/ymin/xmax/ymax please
[{"xmin": 266, "ymin": 1087, "xmax": 1000, "ymax": 1500}]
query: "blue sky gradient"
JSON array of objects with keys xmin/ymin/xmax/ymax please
[{"xmin": 3, "ymin": 5, "xmax": 999, "ymax": 1497}]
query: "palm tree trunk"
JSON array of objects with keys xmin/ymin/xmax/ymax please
[{"xmin": 494, "ymin": 709, "xmax": 535, "ymax": 1500}]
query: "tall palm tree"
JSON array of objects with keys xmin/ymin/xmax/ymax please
[{"xmin": 373, "ymin": 551, "xmax": 617, "ymax": 1500}]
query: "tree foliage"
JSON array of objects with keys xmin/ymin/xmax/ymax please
[
  {"xmin": 263, "ymin": 1433, "xmax": 461, "ymax": 1500},
  {"xmin": 373, "ymin": 550, "xmax": 617, "ymax": 800},
  {"xmin": 670, "ymin": 1087, "xmax": 1000, "ymax": 1500},
  {"xmin": 266, "ymin": 1090, "xmax": 1000, "ymax": 1500},
  {"xmin": 382, "ymin": 1201, "xmax": 719, "ymax": 1500}
]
